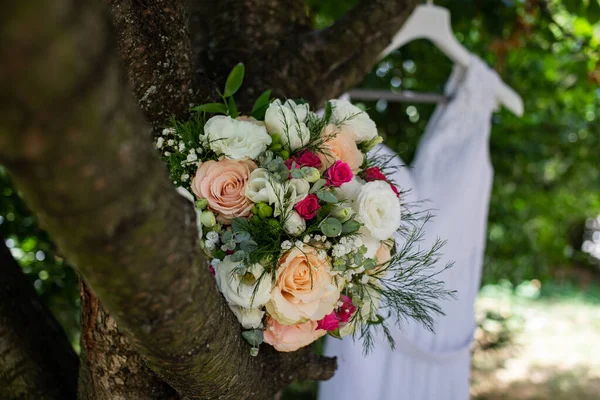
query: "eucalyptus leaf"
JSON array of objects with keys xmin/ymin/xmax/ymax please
[
  {"xmin": 309, "ymin": 179, "xmax": 327, "ymax": 194},
  {"xmin": 321, "ymin": 217, "xmax": 342, "ymax": 237},
  {"xmin": 192, "ymin": 103, "xmax": 228, "ymax": 114},
  {"xmin": 235, "ymin": 231, "xmax": 251, "ymax": 243},
  {"xmin": 230, "ymin": 250, "xmax": 246, "ymax": 262},
  {"xmin": 342, "ymin": 219, "xmax": 361, "ymax": 234},
  {"xmin": 240, "ymin": 239, "xmax": 258, "ymax": 253},
  {"xmin": 317, "ymin": 191, "xmax": 338, "ymax": 204},
  {"xmin": 224, "ymin": 63, "xmax": 245, "ymax": 97},
  {"xmin": 221, "ymin": 231, "xmax": 234, "ymax": 243},
  {"xmin": 291, "ymin": 169, "xmax": 304, "ymax": 179},
  {"xmin": 241, "ymin": 329, "xmax": 264, "ymax": 347}
]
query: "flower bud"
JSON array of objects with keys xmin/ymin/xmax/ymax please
[
  {"xmin": 283, "ymin": 211, "xmax": 306, "ymax": 236},
  {"xmin": 200, "ymin": 210, "xmax": 217, "ymax": 227},
  {"xmin": 258, "ymin": 204, "xmax": 273, "ymax": 218},
  {"xmin": 332, "ymin": 205, "xmax": 353, "ymax": 222},
  {"xmin": 303, "ymin": 167, "xmax": 321, "ymax": 183},
  {"xmin": 196, "ymin": 198, "xmax": 209, "ymax": 210}
]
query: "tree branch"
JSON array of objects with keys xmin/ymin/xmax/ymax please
[
  {"xmin": 77, "ymin": 279, "xmax": 180, "ymax": 400},
  {"xmin": 0, "ymin": 1, "xmax": 334, "ymax": 398},
  {"xmin": 105, "ymin": 0, "xmax": 218, "ymax": 132},
  {"xmin": 248, "ymin": 0, "xmax": 420, "ymax": 106},
  {"xmin": 0, "ymin": 239, "xmax": 79, "ymax": 400}
]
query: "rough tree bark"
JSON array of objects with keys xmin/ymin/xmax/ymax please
[
  {"xmin": 0, "ymin": 0, "xmax": 419, "ymax": 398},
  {"xmin": 0, "ymin": 240, "xmax": 79, "ymax": 400}
]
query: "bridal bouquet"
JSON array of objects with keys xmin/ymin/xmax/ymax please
[{"xmin": 158, "ymin": 64, "xmax": 452, "ymax": 355}]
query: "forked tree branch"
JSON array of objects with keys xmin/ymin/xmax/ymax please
[
  {"xmin": 105, "ymin": 0, "xmax": 218, "ymax": 132},
  {"xmin": 0, "ymin": 239, "xmax": 79, "ymax": 400},
  {"xmin": 0, "ymin": 1, "xmax": 333, "ymax": 399}
]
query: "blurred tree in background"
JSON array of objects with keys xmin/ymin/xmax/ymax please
[{"xmin": 1, "ymin": 0, "xmax": 599, "ymax": 347}]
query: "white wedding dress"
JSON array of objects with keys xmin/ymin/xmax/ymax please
[{"xmin": 319, "ymin": 56, "xmax": 501, "ymax": 400}]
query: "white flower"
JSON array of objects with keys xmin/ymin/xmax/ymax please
[
  {"xmin": 283, "ymin": 211, "xmax": 306, "ymax": 236},
  {"xmin": 215, "ymin": 257, "xmax": 272, "ymax": 308},
  {"xmin": 206, "ymin": 231, "xmax": 219, "ymax": 242},
  {"xmin": 204, "ymin": 115, "xmax": 271, "ymax": 160},
  {"xmin": 228, "ymin": 305, "xmax": 265, "ymax": 329},
  {"xmin": 329, "ymin": 99, "xmax": 378, "ymax": 142},
  {"xmin": 360, "ymin": 229, "xmax": 380, "ymax": 259},
  {"xmin": 245, "ymin": 168, "xmax": 279, "ymax": 204},
  {"xmin": 286, "ymin": 179, "xmax": 310, "ymax": 204},
  {"xmin": 156, "ymin": 137, "xmax": 164, "ymax": 148},
  {"xmin": 264, "ymin": 99, "xmax": 311, "ymax": 151},
  {"xmin": 353, "ymin": 181, "xmax": 401, "ymax": 241},
  {"xmin": 335, "ymin": 177, "xmax": 364, "ymax": 202}
]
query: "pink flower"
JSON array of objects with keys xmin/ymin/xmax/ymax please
[
  {"xmin": 317, "ymin": 311, "xmax": 340, "ymax": 331},
  {"xmin": 338, "ymin": 295, "xmax": 356, "ymax": 323},
  {"xmin": 296, "ymin": 151, "xmax": 322, "ymax": 168},
  {"xmin": 294, "ymin": 194, "xmax": 320, "ymax": 220},
  {"xmin": 263, "ymin": 318, "xmax": 326, "ymax": 352},
  {"xmin": 209, "ymin": 265, "xmax": 216, "ymax": 277},
  {"xmin": 326, "ymin": 161, "xmax": 353, "ymax": 187},
  {"xmin": 389, "ymin": 183, "xmax": 400, "ymax": 198},
  {"xmin": 363, "ymin": 166, "xmax": 387, "ymax": 182}
]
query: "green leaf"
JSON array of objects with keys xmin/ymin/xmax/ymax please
[
  {"xmin": 317, "ymin": 191, "xmax": 338, "ymax": 204},
  {"xmin": 228, "ymin": 96, "xmax": 239, "ymax": 118},
  {"xmin": 251, "ymin": 104, "xmax": 269, "ymax": 121},
  {"xmin": 321, "ymin": 217, "xmax": 343, "ymax": 237},
  {"xmin": 342, "ymin": 219, "xmax": 361, "ymax": 234},
  {"xmin": 224, "ymin": 63, "xmax": 245, "ymax": 97},
  {"xmin": 235, "ymin": 231, "xmax": 251, "ymax": 243},
  {"xmin": 310, "ymin": 179, "xmax": 327, "ymax": 194},
  {"xmin": 240, "ymin": 240, "xmax": 258, "ymax": 253},
  {"xmin": 192, "ymin": 103, "xmax": 228, "ymax": 114},
  {"xmin": 324, "ymin": 101, "xmax": 333, "ymax": 122},
  {"xmin": 230, "ymin": 250, "xmax": 245, "ymax": 262},
  {"xmin": 251, "ymin": 90, "xmax": 272, "ymax": 113},
  {"xmin": 232, "ymin": 218, "xmax": 249, "ymax": 233}
]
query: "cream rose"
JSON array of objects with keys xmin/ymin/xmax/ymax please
[
  {"xmin": 266, "ymin": 245, "xmax": 341, "ymax": 325},
  {"xmin": 192, "ymin": 158, "xmax": 256, "ymax": 224},
  {"xmin": 264, "ymin": 99, "xmax": 311, "ymax": 151},
  {"xmin": 215, "ymin": 256, "xmax": 272, "ymax": 309},
  {"xmin": 318, "ymin": 124, "xmax": 364, "ymax": 172},
  {"xmin": 204, "ymin": 115, "xmax": 271, "ymax": 160},
  {"xmin": 245, "ymin": 168, "xmax": 279, "ymax": 204},
  {"xmin": 263, "ymin": 318, "xmax": 326, "ymax": 352},
  {"xmin": 228, "ymin": 305, "xmax": 265, "ymax": 329},
  {"xmin": 329, "ymin": 99, "xmax": 378, "ymax": 143},
  {"xmin": 283, "ymin": 210, "xmax": 306, "ymax": 236},
  {"xmin": 354, "ymin": 181, "xmax": 401, "ymax": 240}
]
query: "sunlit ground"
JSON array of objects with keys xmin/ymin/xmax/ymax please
[
  {"xmin": 284, "ymin": 279, "xmax": 600, "ymax": 400},
  {"xmin": 471, "ymin": 280, "xmax": 600, "ymax": 400}
]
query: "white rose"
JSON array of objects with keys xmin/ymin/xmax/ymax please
[
  {"xmin": 204, "ymin": 115, "xmax": 271, "ymax": 159},
  {"xmin": 215, "ymin": 257, "xmax": 272, "ymax": 308},
  {"xmin": 245, "ymin": 168, "xmax": 279, "ymax": 204},
  {"xmin": 329, "ymin": 99, "xmax": 378, "ymax": 142},
  {"xmin": 354, "ymin": 181, "xmax": 401, "ymax": 240},
  {"xmin": 360, "ymin": 229, "xmax": 380, "ymax": 259},
  {"xmin": 286, "ymin": 178, "xmax": 310, "ymax": 204},
  {"xmin": 335, "ymin": 177, "xmax": 364, "ymax": 202},
  {"xmin": 228, "ymin": 305, "xmax": 265, "ymax": 329},
  {"xmin": 283, "ymin": 211, "xmax": 306, "ymax": 236},
  {"xmin": 264, "ymin": 99, "xmax": 311, "ymax": 150}
]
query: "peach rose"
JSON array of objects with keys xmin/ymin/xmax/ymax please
[
  {"xmin": 263, "ymin": 318, "xmax": 326, "ymax": 352},
  {"xmin": 266, "ymin": 245, "xmax": 342, "ymax": 325},
  {"xmin": 375, "ymin": 241, "xmax": 392, "ymax": 265},
  {"xmin": 318, "ymin": 124, "xmax": 364, "ymax": 173},
  {"xmin": 191, "ymin": 158, "xmax": 257, "ymax": 224}
]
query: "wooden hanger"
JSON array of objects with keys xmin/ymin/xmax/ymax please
[{"xmin": 378, "ymin": 1, "xmax": 524, "ymax": 116}]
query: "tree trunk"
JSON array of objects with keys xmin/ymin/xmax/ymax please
[
  {"xmin": 78, "ymin": 279, "xmax": 180, "ymax": 400},
  {"xmin": 0, "ymin": 239, "xmax": 79, "ymax": 400},
  {"xmin": 0, "ymin": 0, "xmax": 419, "ymax": 398}
]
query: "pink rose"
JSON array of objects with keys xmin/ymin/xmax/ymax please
[
  {"xmin": 325, "ymin": 161, "xmax": 353, "ymax": 187},
  {"xmin": 263, "ymin": 318, "xmax": 326, "ymax": 352},
  {"xmin": 294, "ymin": 194, "xmax": 320, "ymax": 220},
  {"xmin": 338, "ymin": 295, "xmax": 356, "ymax": 323},
  {"xmin": 296, "ymin": 151, "xmax": 322, "ymax": 168},
  {"xmin": 317, "ymin": 311, "xmax": 340, "ymax": 331},
  {"xmin": 363, "ymin": 166, "xmax": 387, "ymax": 182},
  {"xmin": 265, "ymin": 245, "xmax": 342, "ymax": 325},
  {"xmin": 191, "ymin": 158, "xmax": 257, "ymax": 224},
  {"xmin": 318, "ymin": 124, "xmax": 364, "ymax": 173}
]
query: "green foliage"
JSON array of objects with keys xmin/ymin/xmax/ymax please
[{"xmin": 224, "ymin": 63, "xmax": 245, "ymax": 98}]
